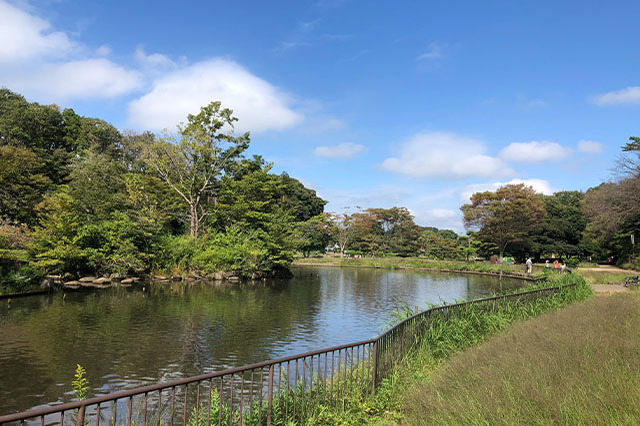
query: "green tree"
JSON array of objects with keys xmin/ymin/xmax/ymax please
[
  {"xmin": 417, "ymin": 229, "xmax": 462, "ymax": 259},
  {"xmin": 67, "ymin": 150, "xmax": 128, "ymax": 221},
  {"xmin": 0, "ymin": 146, "xmax": 51, "ymax": 226},
  {"xmin": 366, "ymin": 207, "xmax": 416, "ymax": 256},
  {"xmin": 297, "ymin": 213, "xmax": 332, "ymax": 257},
  {"xmin": 530, "ymin": 191, "xmax": 587, "ymax": 259},
  {"xmin": 461, "ymin": 183, "xmax": 546, "ymax": 260},
  {"xmin": 0, "ymin": 89, "xmax": 71, "ymax": 184},
  {"xmin": 62, "ymin": 109, "xmax": 123, "ymax": 158},
  {"xmin": 145, "ymin": 102, "xmax": 250, "ymax": 239}
]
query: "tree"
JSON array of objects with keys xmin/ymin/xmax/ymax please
[
  {"xmin": 417, "ymin": 229, "xmax": 462, "ymax": 260},
  {"xmin": 0, "ymin": 146, "xmax": 51, "ymax": 226},
  {"xmin": 145, "ymin": 102, "xmax": 250, "ymax": 239},
  {"xmin": 67, "ymin": 150, "xmax": 127, "ymax": 221},
  {"xmin": 461, "ymin": 183, "xmax": 546, "ymax": 259},
  {"xmin": 0, "ymin": 89, "xmax": 70, "ymax": 184},
  {"xmin": 329, "ymin": 211, "xmax": 356, "ymax": 256},
  {"xmin": 616, "ymin": 136, "xmax": 640, "ymax": 178},
  {"xmin": 529, "ymin": 191, "xmax": 587, "ymax": 259},
  {"xmin": 584, "ymin": 178, "xmax": 640, "ymax": 263},
  {"xmin": 366, "ymin": 207, "xmax": 415, "ymax": 256},
  {"xmin": 297, "ymin": 214, "xmax": 332, "ymax": 257}
]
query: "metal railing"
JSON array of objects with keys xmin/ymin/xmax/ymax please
[{"xmin": 0, "ymin": 283, "xmax": 575, "ymax": 426}]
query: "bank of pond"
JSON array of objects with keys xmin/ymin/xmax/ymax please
[{"xmin": 0, "ymin": 266, "xmax": 530, "ymax": 415}]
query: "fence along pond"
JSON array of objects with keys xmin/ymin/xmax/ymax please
[{"xmin": 0, "ymin": 284, "xmax": 573, "ymax": 426}]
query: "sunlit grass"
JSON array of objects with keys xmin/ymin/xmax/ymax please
[
  {"xmin": 575, "ymin": 269, "xmax": 638, "ymax": 285},
  {"xmin": 402, "ymin": 291, "xmax": 640, "ymax": 425},
  {"xmin": 294, "ymin": 256, "xmax": 535, "ymax": 277}
]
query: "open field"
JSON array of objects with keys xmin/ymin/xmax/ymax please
[
  {"xmin": 575, "ymin": 267, "xmax": 639, "ymax": 285},
  {"xmin": 294, "ymin": 255, "xmax": 537, "ymax": 278},
  {"xmin": 402, "ymin": 291, "xmax": 640, "ymax": 425}
]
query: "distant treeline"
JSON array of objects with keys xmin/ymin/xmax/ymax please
[{"xmin": 1, "ymin": 89, "xmax": 638, "ymax": 292}]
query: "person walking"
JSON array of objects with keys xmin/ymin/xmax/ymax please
[
  {"xmin": 553, "ymin": 259, "xmax": 559, "ymax": 272},
  {"xmin": 526, "ymin": 257, "xmax": 533, "ymax": 274}
]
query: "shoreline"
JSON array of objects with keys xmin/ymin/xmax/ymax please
[{"xmin": 293, "ymin": 261, "xmax": 540, "ymax": 281}]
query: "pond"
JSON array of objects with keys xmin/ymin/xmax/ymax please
[{"xmin": 0, "ymin": 266, "xmax": 524, "ymax": 415}]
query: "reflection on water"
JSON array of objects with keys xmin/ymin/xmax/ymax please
[{"xmin": 0, "ymin": 266, "xmax": 522, "ymax": 414}]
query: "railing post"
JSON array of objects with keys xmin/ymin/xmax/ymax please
[
  {"xmin": 267, "ymin": 364, "xmax": 274, "ymax": 426},
  {"xmin": 76, "ymin": 405, "xmax": 85, "ymax": 426},
  {"xmin": 371, "ymin": 340, "xmax": 378, "ymax": 395}
]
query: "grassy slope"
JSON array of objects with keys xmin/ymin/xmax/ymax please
[
  {"xmin": 304, "ymin": 275, "xmax": 591, "ymax": 425},
  {"xmin": 403, "ymin": 291, "xmax": 640, "ymax": 425}
]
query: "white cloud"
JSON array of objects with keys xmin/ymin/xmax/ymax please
[
  {"xmin": 10, "ymin": 59, "xmax": 143, "ymax": 101},
  {"xmin": 0, "ymin": 1, "xmax": 142, "ymax": 101},
  {"xmin": 0, "ymin": 0, "xmax": 74, "ymax": 63},
  {"xmin": 413, "ymin": 208, "xmax": 462, "ymax": 231},
  {"xmin": 577, "ymin": 140, "xmax": 602, "ymax": 153},
  {"xmin": 381, "ymin": 132, "xmax": 514, "ymax": 180},
  {"xmin": 128, "ymin": 59, "xmax": 303, "ymax": 133},
  {"xmin": 96, "ymin": 45, "xmax": 112, "ymax": 56},
  {"xmin": 134, "ymin": 46, "xmax": 176, "ymax": 69},
  {"xmin": 499, "ymin": 141, "xmax": 570, "ymax": 163},
  {"xmin": 591, "ymin": 86, "xmax": 640, "ymax": 106},
  {"xmin": 417, "ymin": 42, "xmax": 445, "ymax": 60},
  {"xmin": 460, "ymin": 178, "xmax": 555, "ymax": 201},
  {"xmin": 314, "ymin": 142, "xmax": 366, "ymax": 158}
]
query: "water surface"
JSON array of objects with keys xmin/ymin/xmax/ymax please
[{"xmin": 0, "ymin": 266, "xmax": 522, "ymax": 414}]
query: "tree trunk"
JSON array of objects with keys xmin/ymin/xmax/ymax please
[
  {"xmin": 499, "ymin": 242, "xmax": 507, "ymax": 261},
  {"xmin": 190, "ymin": 204, "xmax": 199, "ymax": 240}
]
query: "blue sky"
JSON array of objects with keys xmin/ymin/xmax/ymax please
[{"xmin": 2, "ymin": 0, "xmax": 639, "ymax": 231}]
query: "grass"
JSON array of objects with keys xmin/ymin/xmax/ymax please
[
  {"xmin": 294, "ymin": 255, "xmax": 540, "ymax": 279},
  {"xmin": 299, "ymin": 274, "xmax": 592, "ymax": 425},
  {"xmin": 575, "ymin": 269, "xmax": 638, "ymax": 285},
  {"xmin": 402, "ymin": 290, "xmax": 640, "ymax": 425}
]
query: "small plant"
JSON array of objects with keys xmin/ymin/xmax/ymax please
[{"xmin": 72, "ymin": 364, "xmax": 90, "ymax": 401}]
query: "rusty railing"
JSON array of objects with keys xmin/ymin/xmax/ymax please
[{"xmin": 0, "ymin": 283, "xmax": 575, "ymax": 426}]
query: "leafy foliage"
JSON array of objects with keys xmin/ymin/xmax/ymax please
[
  {"xmin": 72, "ymin": 364, "xmax": 89, "ymax": 401},
  {"xmin": 461, "ymin": 183, "xmax": 546, "ymax": 259}
]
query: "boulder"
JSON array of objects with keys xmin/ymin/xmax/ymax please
[
  {"xmin": 64, "ymin": 281, "xmax": 81, "ymax": 289},
  {"xmin": 94, "ymin": 277, "xmax": 111, "ymax": 284},
  {"xmin": 62, "ymin": 272, "xmax": 76, "ymax": 282},
  {"xmin": 79, "ymin": 276, "xmax": 97, "ymax": 283},
  {"xmin": 153, "ymin": 275, "xmax": 169, "ymax": 281},
  {"xmin": 120, "ymin": 278, "xmax": 135, "ymax": 284}
]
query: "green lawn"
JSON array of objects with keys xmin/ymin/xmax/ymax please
[
  {"xmin": 402, "ymin": 291, "xmax": 640, "ymax": 425},
  {"xmin": 575, "ymin": 269, "xmax": 638, "ymax": 285},
  {"xmin": 294, "ymin": 255, "xmax": 537, "ymax": 278}
]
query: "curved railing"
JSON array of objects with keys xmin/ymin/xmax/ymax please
[{"xmin": 0, "ymin": 284, "xmax": 575, "ymax": 426}]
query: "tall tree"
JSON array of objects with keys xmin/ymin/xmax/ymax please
[
  {"xmin": 530, "ymin": 191, "xmax": 587, "ymax": 259},
  {"xmin": 144, "ymin": 102, "xmax": 249, "ymax": 239},
  {"xmin": 330, "ymin": 211, "xmax": 356, "ymax": 256},
  {"xmin": 366, "ymin": 207, "xmax": 415, "ymax": 256},
  {"xmin": 461, "ymin": 183, "xmax": 546, "ymax": 259}
]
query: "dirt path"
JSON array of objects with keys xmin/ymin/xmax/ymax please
[
  {"xmin": 591, "ymin": 283, "xmax": 630, "ymax": 294},
  {"xmin": 579, "ymin": 265, "xmax": 640, "ymax": 274}
]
